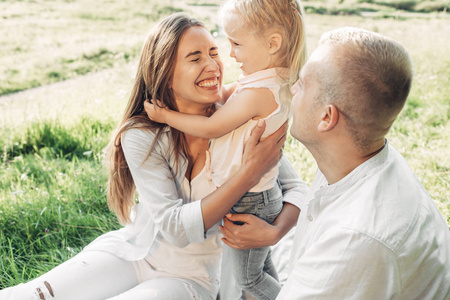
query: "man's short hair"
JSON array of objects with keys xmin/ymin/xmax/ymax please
[{"xmin": 318, "ymin": 27, "xmax": 413, "ymax": 150}]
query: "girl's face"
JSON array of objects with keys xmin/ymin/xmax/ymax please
[
  {"xmin": 223, "ymin": 14, "xmax": 271, "ymax": 76},
  {"xmin": 171, "ymin": 26, "xmax": 223, "ymax": 114}
]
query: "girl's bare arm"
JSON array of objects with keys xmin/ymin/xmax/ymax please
[{"xmin": 144, "ymin": 88, "xmax": 277, "ymax": 139}]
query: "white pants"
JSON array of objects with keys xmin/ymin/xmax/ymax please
[{"xmin": 0, "ymin": 251, "xmax": 212, "ymax": 300}]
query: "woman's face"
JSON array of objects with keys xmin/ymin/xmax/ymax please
[{"xmin": 171, "ymin": 26, "xmax": 223, "ymax": 114}]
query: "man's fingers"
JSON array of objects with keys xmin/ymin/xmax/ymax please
[
  {"xmin": 219, "ymin": 222, "xmax": 242, "ymax": 249},
  {"xmin": 225, "ymin": 213, "xmax": 250, "ymax": 224},
  {"xmin": 219, "ymin": 223, "xmax": 233, "ymax": 239},
  {"xmin": 221, "ymin": 237, "xmax": 241, "ymax": 249}
]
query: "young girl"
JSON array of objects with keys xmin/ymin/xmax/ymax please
[{"xmin": 145, "ymin": 1, "xmax": 306, "ymax": 299}]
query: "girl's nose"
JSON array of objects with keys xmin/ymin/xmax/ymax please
[{"xmin": 229, "ymin": 48, "xmax": 235, "ymax": 58}]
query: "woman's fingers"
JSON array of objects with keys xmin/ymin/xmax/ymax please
[
  {"xmin": 244, "ymin": 119, "xmax": 266, "ymax": 152},
  {"xmin": 241, "ymin": 120, "xmax": 288, "ymax": 188},
  {"xmin": 269, "ymin": 120, "xmax": 288, "ymax": 146}
]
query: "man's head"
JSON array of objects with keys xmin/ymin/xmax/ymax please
[{"xmin": 290, "ymin": 27, "xmax": 413, "ymax": 154}]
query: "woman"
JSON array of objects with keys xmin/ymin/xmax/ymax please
[{"xmin": 0, "ymin": 13, "xmax": 305, "ymax": 300}]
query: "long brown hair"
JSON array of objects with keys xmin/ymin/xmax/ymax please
[{"xmin": 106, "ymin": 13, "xmax": 207, "ymax": 224}]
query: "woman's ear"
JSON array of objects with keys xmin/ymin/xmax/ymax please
[
  {"xmin": 318, "ymin": 104, "xmax": 339, "ymax": 132},
  {"xmin": 268, "ymin": 33, "xmax": 282, "ymax": 55}
]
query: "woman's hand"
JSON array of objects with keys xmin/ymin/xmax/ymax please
[
  {"xmin": 200, "ymin": 120, "xmax": 288, "ymax": 231},
  {"xmin": 144, "ymin": 99, "xmax": 168, "ymax": 124},
  {"xmin": 241, "ymin": 120, "xmax": 287, "ymax": 187}
]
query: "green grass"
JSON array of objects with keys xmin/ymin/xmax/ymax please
[
  {"xmin": 0, "ymin": 117, "xmax": 120, "ymax": 287},
  {"xmin": 357, "ymin": 0, "xmax": 450, "ymax": 12},
  {"xmin": 302, "ymin": 0, "xmax": 449, "ymax": 19},
  {"xmin": 1, "ymin": 0, "xmax": 449, "ymax": 290}
]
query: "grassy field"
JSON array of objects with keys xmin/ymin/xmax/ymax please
[{"xmin": 1, "ymin": 0, "xmax": 449, "ymax": 289}]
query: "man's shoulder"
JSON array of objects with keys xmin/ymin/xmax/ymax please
[
  {"xmin": 337, "ymin": 146, "xmax": 431, "ymax": 247},
  {"xmin": 342, "ymin": 147, "xmax": 445, "ymax": 252}
]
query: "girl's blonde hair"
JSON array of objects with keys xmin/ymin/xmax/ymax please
[
  {"xmin": 106, "ymin": 13, "xmax": 210, "ymax": 224},
  {"xmin": 220, "ymin": 0, "xmax": 307, "ymax": 84}
]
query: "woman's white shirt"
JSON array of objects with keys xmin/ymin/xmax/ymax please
[
  {"xmin": 145, "ymin": 164, "xmax": 222, "ymax": 285},
  {"xmin": 84, "ymin": 127, "xmax": 209, "ymax": 260}
]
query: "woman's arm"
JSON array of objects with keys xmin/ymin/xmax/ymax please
[
  {"xmin": 122, "ymin": 120, "xmax": 286, "ymax": 247},
  {"xmin": 219, "ymin": 155, "xmax": 309, "ymax": 249},
  {"xmin": 144, "ymin": 88, "xmax": 277, "ymax": 139}
]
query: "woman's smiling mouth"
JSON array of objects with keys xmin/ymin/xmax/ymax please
[{"xmin": 197, "ymin": 78, "xmax": 219, "ymax": 88}]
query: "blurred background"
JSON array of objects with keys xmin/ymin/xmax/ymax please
[{"xmin": 0, "ymin": 0, "xmax": 449, "ymax": 288}]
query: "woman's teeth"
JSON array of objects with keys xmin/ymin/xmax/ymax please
[{"xmin": 198, "ymin": 79, "xmax": 218, "ymax": 87}]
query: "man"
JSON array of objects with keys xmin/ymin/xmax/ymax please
[{"xmin": 223, "ymin": 27, "xmax": 450, "ymax": 299}]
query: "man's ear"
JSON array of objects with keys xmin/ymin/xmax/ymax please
[
  {"xmin": 318, "ymin": 104, "xmax": 339, "ymax": 132},
  {"xmin": 268, "ymin": 33, "xmax": 282, "ymax": 55}
]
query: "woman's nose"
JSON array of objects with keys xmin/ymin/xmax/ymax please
[{"xmin": 205, "ymin": 57, "xmax": 220, "ymax": 72}]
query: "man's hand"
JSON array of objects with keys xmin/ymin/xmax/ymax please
[
  {"xmin": 219, "ymin": 213, "xmax": 279, "ymax": 250},
  {"xmin": 144, "ymin": 99, "xmax": 168, "ymax": 124},
  {"xmin": 221, "ymin": 203, "xmax": 300, "ymax": 250}
]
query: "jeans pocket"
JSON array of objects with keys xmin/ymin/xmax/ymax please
[
  {"xmin": 259, "ymin": 194, "xmax": 283, "ymax": 224},
  {"xmin": 265, "ymin": 207, "xmax": 282, "ymax": 224}
]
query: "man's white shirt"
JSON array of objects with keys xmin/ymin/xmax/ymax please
[{"xmin": 278, "ymin": 141, "xmax": 450, "ymax": 300}]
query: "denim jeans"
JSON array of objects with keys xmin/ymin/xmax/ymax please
[{"xmin": 227, "ymin": 182, "xmax": 283, "ymax": 300}]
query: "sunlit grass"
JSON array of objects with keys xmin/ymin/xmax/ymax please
[{"xmin": 0, "ymin": 0, "xmax": 184, "ymax": 95}]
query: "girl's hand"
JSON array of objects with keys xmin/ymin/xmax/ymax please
[{"xmin": 144, "ymin": 99, "xmax": 168, "ymax": 124}]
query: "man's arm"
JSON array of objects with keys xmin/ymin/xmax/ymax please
[
  {"xmin": 220, "ymin": 202, "xmax": 300, "ymax": 249},
  {"xmin": 220, "ymin": 155, "xmax": 308, "ymax": 249}
]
